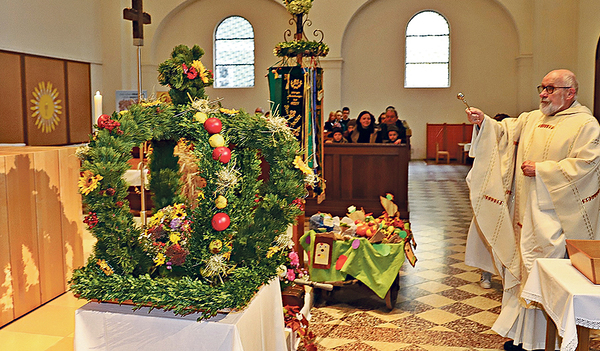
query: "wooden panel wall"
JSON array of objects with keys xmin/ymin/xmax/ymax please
[
  {"xmin": 67, "ymin": 62, "xmax": 92, "ymax": 144},
  {"xmin": 305, "ymin": 144, "xmax": 409, "ymax": 218},
  {"xmin": 4, "ymin": 151, "xmax": 41, "ymax": 318},
  {"xmin": 0, "ymin": 146, "xmax": 84, "ymax": 327},
  {"xmin": 0, "ymin": 155, "xmax": 15, "ymax": 326},
  {"xmin": 0, "ymin": 50, "xmax": 92, "ymax": 146},
  {"xmin": 58, "ymin": 148, "xmax": 84, "ymax": 283},
  {"xmin": 426, "ymin": 123, "xmax": 473, "ymax": 160},
  {"xmin": 33, "ymin": 150, "xmax": 67, "ymax": 302},
  {"xmin": 0, "ymin": 52, "xmax": 24, "ymax": 143}
]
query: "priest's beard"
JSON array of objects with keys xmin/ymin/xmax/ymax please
[{"xmin": 540, "ymin": 99, "xmax": 567, "ymax": 116}]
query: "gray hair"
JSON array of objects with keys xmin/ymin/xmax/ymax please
[{"xmin": 562, "ymin": 71, "xmax": 579, "ymax": 97}]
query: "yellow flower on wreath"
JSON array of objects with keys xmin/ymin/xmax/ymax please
[
  {"xmin": 96, "ymin": 259, "xmax": 114, "ymax": 276},
  {"xmin": 191, "ymin": 60, "xmax": 210, "ymax": 84},
  {"xmin": 219, "ymin": 107, "xmax": 239, "ymax": 115},
  {"xmin": 78, "ymin": 170, "xmax": 103, "ymax": 195},
  {"xmin": 266, "ymin": 246, "xmax": 280, "ymax": 258},
  {"xmin": 154, "ymin": 252, "xmax": 166, "ymax": 266},
  {"xmin": 169, "ymin": 232, "xmax": 181, "ymax": 245},
  {"xmin": 222, "ymin": 242, "xmax": 233, "ymax": 260},
  {"xmin": 140, "ymin": 100, "xmax": 161, "ymax": 107},
  {"xmin": 173, "ymin": 203, "xmax": 186, "ymax": 218},
  {"xmin": 148, "ymin": 210, "xmax": 165, "ymax": 227}
]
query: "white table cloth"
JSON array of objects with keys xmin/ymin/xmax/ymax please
[
  {"xmin": 521, "ymin": 258, "xmax": 600, "ymax": 351},
  {"xmin": 75, "ymin": 278, "xmax": 286, "ymax": 351}
]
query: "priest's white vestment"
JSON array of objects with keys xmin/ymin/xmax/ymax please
[{"xmin": 465, "ymin": 102, "xmax": 600, "ymax": 350}]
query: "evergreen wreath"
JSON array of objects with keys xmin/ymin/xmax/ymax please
[
  {"xmin": 284, "ymin": 0, "xmax": 314, "ymax": 15},
  {"xmin": 274, "ymin": 40, "xmax": 329, "ymax": 58},
  {"xmin": 70, "ymin": 45, "xmax": 310, "ymax": 319}
]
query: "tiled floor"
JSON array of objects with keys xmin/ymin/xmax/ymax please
[
  {"xmin": 2, "ymin": 161, "xmax": 600, "ymax": 350},
  {"xmin": 308, "ymin": 161, "xmax": 600, "ymax": 351}
]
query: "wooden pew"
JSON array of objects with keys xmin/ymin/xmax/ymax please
[{"xmin": 305, "ymin": 143, "xmax": 409, "ymax": 218}]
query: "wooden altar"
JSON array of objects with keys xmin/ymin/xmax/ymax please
[
  {"xmin": 0, "ymin": 146, "xmax": 84, "ymax": 327},
  {"xmin": 304, "ymin": 143, "xmax": 409, "ymax": 218}
]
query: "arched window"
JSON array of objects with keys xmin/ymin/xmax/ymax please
[
  {"xmin": 214, "ymin": 16, "xmax": 254, "ymax": 88},
  {"xmin": 405, "ymin": 11, "xmax": 450, "ymax": 88}
]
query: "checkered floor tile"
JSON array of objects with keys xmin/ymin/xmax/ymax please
[{"xmin": 308, "ymin": 161, "xmax": 600, "ymax": 351}]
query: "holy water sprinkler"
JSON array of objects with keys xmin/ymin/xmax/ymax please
[{"xmin": 457, "ymin": 92, "xmax": 471, "ymax": 110}]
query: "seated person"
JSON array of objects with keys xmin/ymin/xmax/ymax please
[
  {"xmin": 325, "ymin": 127, "xmax": 347, "ymax": 143},
  {"xmin": 344, "ymin": 119, "xmax": 356, "ymax": 142},
  {"xmin": 376, "ymin": 107, "xmax": 407, "ymax": 144},
  {"xmin": 350, "ymin": 111, "xmax": 379, "ymax": 143},
  {"xmin": 324, "ymin": 111, "xmax": 341, "ymax": 133},
  {"xmin": 385, "ymin": 125, "xmax": 400, "ymax": 143},
  {"xmin": 340, "ymin": 107, "xmax": 351, "ymax": 132},
  {"xmin": 377, "ymin": 112, "xmax": 386, "ymax": 127}
]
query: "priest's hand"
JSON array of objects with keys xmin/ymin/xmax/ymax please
[
  {"xmin": 466, "ymin": 108, "xmax": 484, "ymax": 127},
  {"xmin": 521, "ymin": 160, "xmax": 536, "ymax": 177}
]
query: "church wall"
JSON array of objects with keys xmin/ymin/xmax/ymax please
[
  {"xmin": 0, "ymin": 1, "xmax": 101, "ymax": 63},
  {"xmin": 530, "ymin": 0, "xmax": 579, "ymax": 109},
  {"xmin": 97, "ymin": 0, "xmax": 134, "ymax": 115},
  {"xmin": 576, "ymin": 0, "xmax": 600, "ymax": 111},
  {"xmin": 4, "ymin": 0, "xmax": 597, "ymax": 157},
  {"xmin": 340, "ymin": 0, "xmax": 519, "ymax": 159}
]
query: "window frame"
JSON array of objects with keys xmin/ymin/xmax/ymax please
[
  {"xmin": 404, "ymin": 10, "xmax": 450, "ymax": 89},
  {"xmin": 213, "ymin": 15, "xmax": 255, "ymax": 89}
]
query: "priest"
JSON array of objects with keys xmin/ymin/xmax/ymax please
[{"xmin": 464, "ymin": 69, "xmax": 600, "ymax": 351}]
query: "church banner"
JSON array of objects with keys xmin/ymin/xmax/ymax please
[
  {"xmin": 268, "ymin": 66, "xmax": 305, "ymax": 142},
  {"xmin": 268, "ymin": 66, "xmax": 323, "ymax": 159},
  {"xmin": 268, "ymin": 65, "xmax": 325, "ymax": 200}
]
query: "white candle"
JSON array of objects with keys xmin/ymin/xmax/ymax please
[{"xmin": 94, "ymin": 91, "xmax": 102, "ymax": 125}]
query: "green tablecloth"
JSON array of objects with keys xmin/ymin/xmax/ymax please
[{"xmin": 300, "ymin": 230, "xmax": 405, "ymax": 299}]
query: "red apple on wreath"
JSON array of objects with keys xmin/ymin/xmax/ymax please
[
  {"xmin": 204, "ymin": 117, "xmax": 222, "ymax": 134},
  {"xmin": 212, "ymin": 212, "xmax": 230, "ymax": 231},
  {"xmin": 212, "ymin": 146, "xmax": 231, "ymax": 163}
]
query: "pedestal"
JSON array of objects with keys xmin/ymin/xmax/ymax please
[{"xmin": 75, "ymin": 278, "xmax": 287, "ymax": 351}]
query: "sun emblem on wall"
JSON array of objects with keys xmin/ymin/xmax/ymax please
[{"xmin": 31, "ymin": 81, "xmax": 62, "ymax": 133}]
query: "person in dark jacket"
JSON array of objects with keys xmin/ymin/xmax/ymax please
[{"xmin": 350, "ymin": 111, "xmax": 379, "ymax": 143}]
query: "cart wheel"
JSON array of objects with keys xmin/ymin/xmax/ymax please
[
  {"xmin": 316, "ymin": 287, "xmax": 334, "ymax": 305},
  {"xmin": 385, "ymin": 274, "xmax": 400, "ymax": 311}
]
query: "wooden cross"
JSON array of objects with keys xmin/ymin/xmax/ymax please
[{"xmin": 123, "ymin": 0, "xmax": 151, "ymax": 46}]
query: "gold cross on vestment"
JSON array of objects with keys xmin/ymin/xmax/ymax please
[{"xmin": 123, "ymin": 0, "xmax": 151, "ymax": 46}]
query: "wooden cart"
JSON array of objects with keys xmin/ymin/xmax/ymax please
[{"xmin": 300, "ymin": 231, "xmax": 409, "ymax": 311}]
